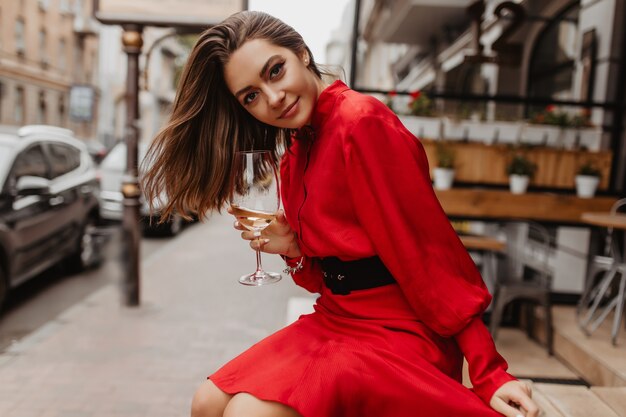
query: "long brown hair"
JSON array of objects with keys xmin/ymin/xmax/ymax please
[{"xmin": 142, "ymin": 11, "xmax": 323, "ymax": 221}]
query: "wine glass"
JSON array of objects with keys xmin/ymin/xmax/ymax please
[{"xmin": 230, "ymin": 150, "xmax": 282, "ymax": 286}]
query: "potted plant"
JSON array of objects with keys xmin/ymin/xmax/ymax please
[
  {"xmin": 575, "ymin": 161, "xmax": 601, "ymax": 198},
  {"xmin": 433, "ymin": 142, "xmax": 456, "ymax": 190},
  {"xmin": 506, "ymin": 153, "xmax": 537, "ymax": 194}
]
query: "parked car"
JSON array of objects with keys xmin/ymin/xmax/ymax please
[
  {"xmin": 0, "ymin": 125, "xmax": 102, "ymax": 310},
  {"xmin": 98, "ymin": 142, "xmax": 184, "ymax": 236}
]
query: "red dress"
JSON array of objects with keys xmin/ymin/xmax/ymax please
[{"xmin": 210, "ymin": 80, "xmax": 515, "ymax": 416}]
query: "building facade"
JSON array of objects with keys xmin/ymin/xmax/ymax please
[
  {"xmin": 96, "ymin": 25, "xmax": 187, "ymax": 147},
  {"xmin": 0, "ymin": 0, "xmax": 99, "ymax": 139}
]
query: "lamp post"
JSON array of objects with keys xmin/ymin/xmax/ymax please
[{"xmin": 120, "ymin": 24, "xmax": 143, "ymax": 306}]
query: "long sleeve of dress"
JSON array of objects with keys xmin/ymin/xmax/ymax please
[
  {"xmin": 343, "ymin": 112, "xmax": 514, "ymax": 402},
  {"xmin": 455, "ymin": 317, "xmax": 516, "ymax": 404}
]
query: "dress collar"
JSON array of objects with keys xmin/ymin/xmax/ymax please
[
  {"xmin": 294, "ymin": 80, "xmax": 350, "ymax": 141},
  {"xmin": 309, "ymin": 79, "xmax": 350, "ymax": 129}
]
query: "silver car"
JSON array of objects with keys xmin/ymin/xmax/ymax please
[{"xmin": 97, "ymin": 142, "xmax": 183, "ymax": 236}]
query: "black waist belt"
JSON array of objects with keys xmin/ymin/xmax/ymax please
[{"xmin": 320, "ymin": 256, "xmax": 396, "ymax": 295}]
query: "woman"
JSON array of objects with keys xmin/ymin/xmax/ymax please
[{"xmin": 143, "ymin": 10, "xmax": 539, "ymax": 417}]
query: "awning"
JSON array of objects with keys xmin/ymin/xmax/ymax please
[{"xmin": 364, "ymin": 0, "xmax": 472, "ymax": 45}]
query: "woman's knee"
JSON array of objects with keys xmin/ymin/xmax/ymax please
[
  {"xmin": 223, "ymin": 393, "xmax": 302, "ymax": 417},
  {"xmin": 191, "ymin": 379, "xmax": 232, "ymax": 417}
]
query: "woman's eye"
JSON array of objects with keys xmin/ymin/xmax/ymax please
[
  {"xmin": 269, "ymin": 63, "xmax": 284, "ymax": 79},
  {"xmin": 243, "ymin": 92, "xmax": 258, "ymax": 105}
]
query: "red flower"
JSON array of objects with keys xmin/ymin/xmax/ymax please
[
  {"xmin": 545, "ymin": 104, "xmax": 556, "ymax": 113},
  {"xmin": 388, "ymin": 90, "xmax": 397, "ymax": 97},
  {"xmin": 409, "ymin": 90, "xmax": 421, "ymax": 100}
]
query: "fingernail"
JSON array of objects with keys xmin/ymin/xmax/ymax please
[
  {"xmin": 516, "ymin": 414, "xmax": 524, "ymax": 417},
  {"xmin": 234, "ymin": 221, "xmax": 239, "ymax": 227},
  {"xmin": 263, "ymin": 239, "xmax": 270, "ymax": 243}
]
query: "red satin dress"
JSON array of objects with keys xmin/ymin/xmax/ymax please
[{"xmin": 210, "ymin": 81, "xmax": 515, "ymax": 416}]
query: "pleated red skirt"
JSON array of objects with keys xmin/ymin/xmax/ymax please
[{"xmin": 209, "ymin": 283, "xmax": 501, "ymax": 417}]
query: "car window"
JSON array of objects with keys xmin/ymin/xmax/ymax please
[
  {"xmin": 11, "ymin": 144, "xmax": 49, "ymax": 180},
  {"xmin": 48, "ymin": 143, "xmax": 81, "ymax": 178}
]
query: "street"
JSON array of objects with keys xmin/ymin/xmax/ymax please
[{"xmin": 0, "ymin": 224, "xmax": 185, "ymax": 352}]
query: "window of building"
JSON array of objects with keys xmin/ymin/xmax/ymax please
[
  {"xmin": 39, "ymin": 29, "xmax": 48, "ymax": 67},
  {"xmin": 37, "ymin": 91, "xmax": 47, "ymax": 125},
  {"xmin": 38, "ymin": 0, "xmax": 50, "ymax": 11},
  {"xmin": 15, "ymin": 18, "xmax": 25, "ymax": 56},
  {"xmin": 15, "ymin": 86, "xmax": 25, "ymax": 124},
  {"xmin": 58, "ymin": 94, "xmax": 66, "ymax": 126},
  {"xmin": 527, "ymin": 3, "xmax": 581, "ymax": 112},
  {"xmin": 60, "ymin": 0, "xmax": 71, "ymax": 13},
  {"xmin": 59, "ymin": 39, "xmax": 67, "ymax": 70}
]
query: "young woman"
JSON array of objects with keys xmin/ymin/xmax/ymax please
[{"xmin": 143, "ymin": 10, "xmax": 539, "ymax": 417}]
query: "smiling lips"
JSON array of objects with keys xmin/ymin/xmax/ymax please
[{"xmin": 279, "ymin": 98, "xmax": 299, "ymax": 119}]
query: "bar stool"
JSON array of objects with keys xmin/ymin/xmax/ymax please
[
  {"xmin": 578, "ymin": 198, "xmax": 626, "ymax": 345},
  {"xmin": 489, "ymin": 222, "xmax": 554, "ymax": 355}
]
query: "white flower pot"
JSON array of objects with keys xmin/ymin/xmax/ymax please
[
  {"xmin": 521, "ymin": 124, "xmax": 564, "ymax": 147},
  {"xmin": 398, "ymin": 115, "xmax": 442, "ymax": 140},
  {"xmin": 509, "ymin": 175, "xmax": 530, "ymax": 194},
  {"xmin": 433, "ymin": 168, "xmax": 455, "ymax": 190},
  {"xmin": 575, "ymin": 175, "xmax": 600, "ymax": 198}
]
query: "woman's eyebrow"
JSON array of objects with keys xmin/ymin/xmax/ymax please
[{"xmin": 234, "ymin": 55, "xmax": 283, "ymax": 99}]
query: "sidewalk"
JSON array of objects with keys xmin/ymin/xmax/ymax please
[{"xmin": 0, "ymin": 213, "xmax": 311, "ymax": 417}]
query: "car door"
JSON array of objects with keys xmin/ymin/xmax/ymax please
[
  {"xmin": 3, "ymin": 143, "xmax": 64, "ymax": 284},
  {"xmin": 45, "ymin": 141, "xmax": 91, "ymax": 255}
]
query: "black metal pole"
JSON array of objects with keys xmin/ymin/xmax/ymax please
[
  {"xmin": 609, "ymin": 4, "xmax": 626, "ymax": 193},
  {"xmin": 349, "ymin": 0, "xmax": 361, "ymax": 88},
  {"xmin": 121, "ymin": 24, "xmax": 143, "ymax": 306}
]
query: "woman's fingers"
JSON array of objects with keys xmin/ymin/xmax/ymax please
[
  {"xmin": 250, "ymin": 238, "xmax": 270, "ymax": 250},
  {"xmin": 490, "ymin": 396, "xmax": 523, "ymax": 417}
]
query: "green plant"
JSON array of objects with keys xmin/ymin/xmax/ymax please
[
  {"xmin": 531, "ymin": 105, "xmax": 594, "ymax": 128},
  {"xmin": 408, "ymin": 90, "xmax": 434, "ymax": 117},
  {"xmin": 435, "ymin": 141, "xmax": 455, "ymax": 169},
  {"xmin": 577, "ymin": 160, "xmax": 601, "ymax": 178},
  {"xmin": 506, "ymin": 154, "xmax": 537, "ymax": 177}
]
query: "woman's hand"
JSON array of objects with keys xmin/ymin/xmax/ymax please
[
  {"xmin": 228, "ymin": 208, "xmax": 301, "ymax": 258},
  {"xmin": 490, "ymin": 380, "xmax": 539, "ymax": 417}
]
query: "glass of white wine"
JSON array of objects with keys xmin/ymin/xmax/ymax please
[{"xmin": 230, "ymin": 150, "xmax": 282, "ymax": 286}]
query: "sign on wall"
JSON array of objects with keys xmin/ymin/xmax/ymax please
[
  {"xmin": 69, "ymin": 85, "xmax": 95, "ymax": 122},
  {"xmin": 93, "ymin": 0, "xmax": 247, "ymax": 28}
]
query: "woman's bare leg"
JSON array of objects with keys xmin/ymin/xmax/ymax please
[
  {"xmin": 191, "ymin": 380, "xmax": 233, "ymax": 417},
  {"xmin": 223, "ymin": 393, "xmax": 302, "ymax": 417}
]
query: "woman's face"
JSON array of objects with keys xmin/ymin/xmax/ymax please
[{"xmin": 223, "ymin": 38, "xmax": 324, "ymax": 129}]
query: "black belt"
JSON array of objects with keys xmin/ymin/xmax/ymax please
[{"xmin": 320, "ymin": 256, "xmax": 396, "ymax": 295}]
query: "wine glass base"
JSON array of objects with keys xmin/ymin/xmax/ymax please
[{"xmin": 239, "ymin": 271, "xmax": 282, "ymax": 286}]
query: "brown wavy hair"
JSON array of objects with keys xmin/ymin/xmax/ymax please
[{"xmin": 142, "ymin": 11, "xmax": 323, "ymax": 221}]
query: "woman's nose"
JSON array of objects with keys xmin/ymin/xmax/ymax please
[{"xmin": 266, "ymin": 88, "xmax": 285, "ymax": 108}]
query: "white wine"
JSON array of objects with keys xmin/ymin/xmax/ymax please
[{"xmin": 231, "ymin": 205, "xmax": 276, "ymax": 232}]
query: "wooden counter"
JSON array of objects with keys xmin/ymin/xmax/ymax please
[{"xmin": 435, "ymin": 188, "xmax": 618, "ymax": 224}]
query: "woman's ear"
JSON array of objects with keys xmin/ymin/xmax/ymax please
[{"xmin": 301, "ymin": 52, "xmax": 310, "ymax": 66}]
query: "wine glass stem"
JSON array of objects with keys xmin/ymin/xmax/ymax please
[{"xmin": 254, "ymin": 237, "xmax": 264, "ymax": 275}]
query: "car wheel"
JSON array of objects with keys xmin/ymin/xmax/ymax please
[
  {"xmin": 144, "ymin": 214, "xmax": 183, "ymax": 237},
  {"xmin": 67, "ymin": 216, "xmax": 103, "ymax": 272}
]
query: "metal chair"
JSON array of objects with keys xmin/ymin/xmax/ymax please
[
  {"xmin": 577, "ymin": 198, "xmax": 626, "ymax": 345},
  {"xmin": 489, "ymin": 222, "xmax": 554, "ymax": 355}
]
